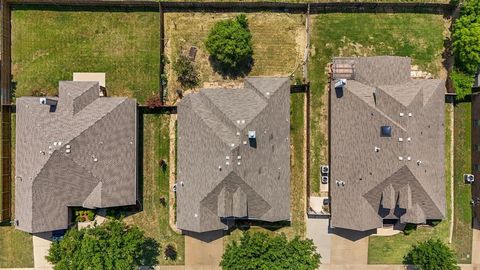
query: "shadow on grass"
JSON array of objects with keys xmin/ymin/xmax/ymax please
[
  {"xmin": 141, "ymin": 237, "xmax": 161, "ymax": 267},
  {"xmin": 209, "ymin": 55, "xmax": 254, "ymax": 80}
]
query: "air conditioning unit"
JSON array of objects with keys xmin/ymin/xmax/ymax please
[
  {"xmin": 322, "ymin": 176, "xmax": 329, "ymax": 184},
  {"xmin": 464, "ymin": 174, "xmax": 475, "ymax": 184},
  {"xmin": 321, "ymin": 165, "xmax": 329, "ymax": 175}
]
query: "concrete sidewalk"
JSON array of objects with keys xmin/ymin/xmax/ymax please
[{"xmin": 32, "ymin": 232, "xmax": 53, "ymax": 270}]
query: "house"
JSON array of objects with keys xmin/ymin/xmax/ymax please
[
  {"xmin": 330, "ymin": 56, "xmax": 446, "ymax": 231},
  {"xmin": 15, "ymin": 81, "xmax": 137, "ymax": 233},
  {"xmin": 176, "ymin": 77, "xmax": 291, "ymax": 233}
]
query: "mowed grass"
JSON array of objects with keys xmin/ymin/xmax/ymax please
[
  {"xmin": 0, "ymin": 226, "xmax": 34, "ymax": 268},
  {"xmin": 164, "ymin": 13, "xmax": 305, "ymax": 103},
  {"xmin": 224, "ymin": 93, "xmax": 306, "ymax": 246},
  {"xmin": 308, "ymin": 13, "xmax": 445, "ymax": 194},
  {"xmin": 452, "ymin": 102, "xmax": 473, "ymax": 263},
  {"xmin": 368, "ymin": 104, "xmax": 453, "ymax": 264},
  {"xmin": 11, "ymin": 6, "xmax": 160, "ymax": 103},
  {"xmin": 0, "ymin": 115, "xmax": 34, "ymax": 268},
  {"xmin": 124, "ymin": 114, "xmax": 184, "ymax": 265}
]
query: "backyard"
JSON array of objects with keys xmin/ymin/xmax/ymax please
[
  {"xmin": 164, "ymin": 12, "xmax": 305, "ymax": 103},
  {"xmin": 11, "ymin": 5, "xmax": 160, "ymax": 103},
  {"xmin": 308, "ymin": 13, "xmax": 446, "ymax": 195}
]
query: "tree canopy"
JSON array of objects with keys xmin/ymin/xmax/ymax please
[
  {"xmin": 46, "ymin": 219, "xmax": 159, "ymax": 270},
  {"xmin": 403, "ymin": 238, "xmax": 459, "ymax": 270},
  {"xmin": 452, "ymin": 0, "xmax": 480, "ymax": 74},
  {"xmin": 220, "ymin": 232, "xmax": 321, "ymax": 270},
  {"xmin": 205, "ymin": 14, "xmax": 253, "ymax": 72}
]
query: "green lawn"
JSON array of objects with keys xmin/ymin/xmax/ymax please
[
  {"xmin": 0, "ymin": 225, "xmax": 34, "ymax": 268},
  {"xmin": 368, "ymin": 104, "xmax": 453, "ymax": 264},
  {"xmin": 224, "ymin": 92, "xmax": 306, "ymax": 246},
  {"xmin": 11, "ymin": 6, "xmax": 160, "ymax": 103},
  {"xmin": 308, "ymin": 13, "xmax": 445, "ymax": 194},
  {"xmin": 124, "ymin": 114, "xmax": 185, "ymax": 265},
  {"xmin": 452, "ymin": 102, "xmax": 473, "ymax": 263}
]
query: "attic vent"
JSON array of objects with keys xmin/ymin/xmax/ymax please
[{"xmin": 380, "ymin": 126, "xmax": 392, "ymax": 137}]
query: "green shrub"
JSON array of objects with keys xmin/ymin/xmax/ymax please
[
  {"xmin": 205, "ymin": 14, "xmax": 253, "ymax": 70},
  {"xmin": 451, "ymin": 70, "xmax": 475, "ymax": 101},
  {"xmin": 404, "ymin": 239, "xmax": 459, "ymax": 270},
  {"xmin": 86, "ymin": 210, "xmax": 95, "ymax": 221},
  {"xmin": 403, "ymin": 223, "xmax": 417, "ymax": 235},
  {"xmin": 452, "ymin": 0, "xmax": 480, "ymax": 74},
  {"xmin": 173, "ymin": 54, "xmax": 199, "ymax": 89}
]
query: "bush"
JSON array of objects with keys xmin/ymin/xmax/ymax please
[
  {"xmin": 145, "ymin": 95, "xmax": 163, "ymax": 108},
  {"xmin": 451, "ymin": 70, "xmax": 475, "ymax": 101},
  {"xmin": 164, "ymin": 244, "xmax": 177, "ymax": 260},
  {"xmin": 452, "ymin": 0, "xmax": 480, "ymax": 74},
  {"xmin": 205, "ymin": 14, "xmax": 253, "ymax": 70},
  {"xmin": 403, "ymin": 223, "xmax": 417, "ymax": 235},
  {"xmin": 404, "ymin": 239, "xmax": 459, "ymax": 270},
  {"xmin": 221, "ymin": 232, "xmax": 320, "ymax": 270},
  {"xmin": 47, "ymin": 220, "xmax": 160, "ymax": 269},
  {"xmin": 173, "ymin": 55, "xmax": 199, "ymax": 88}
]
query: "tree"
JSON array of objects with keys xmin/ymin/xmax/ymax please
[
  {"xmin": 173, "ymin": 54, "xmax": 200, "ymax": 88},
  {"xmin": 205, "ymin": 14, "xmax": 253, "ymax": 72},
  {"xmin": 451, "ymin": 69, "xmax": 475, "ymax": 100},
  {"xmin": 403, "ymin": 238, "xmax": 459, "ymax": 270},
  {"xmin": 220, "ymin": 232, "xmax": 320, "ymax": 270},
  {"xmin": 452, "ymin": 0, "xmax": 480, "ymax": 74},
  {"xmin": 46, "ymin": 219, "xmax": 160, "ymax": 270}
]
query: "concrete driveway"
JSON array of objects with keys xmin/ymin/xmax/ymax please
[
  {"xmin": 32, "ymin": 232, "xmax": 53, "ymax": 270},
  {"xmin": 306, "ymin": 217, "xmax": 332, "ymax": 264},
  {"xmin": 184, "ymin": 230, "xmax": 224, "ymax": 270},
  {"xmin": 329, "ymin": 228, "xmax": 370, "ymax": 265}
]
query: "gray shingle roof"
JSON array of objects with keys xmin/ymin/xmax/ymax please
[
  {"xmin": 176, "ymin": 77, "xmax": 291, "ymax": 233},
  {"xmin": 15, "ymin": 81, "xmax": 137, "ymax": 233},
  {"xmin": 330, "ymin": 56, "xmax": 445, "ymax": 231}
]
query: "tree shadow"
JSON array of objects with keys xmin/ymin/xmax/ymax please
[
  {"xmin": 208, "ymin": 55, "xmax": 254, "ymax": 79},
  {"xmin": 141, "ymin": 237, "xmax": 161, "ymax": 267}
]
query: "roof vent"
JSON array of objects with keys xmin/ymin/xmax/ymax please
[
  {"xmin": 243, "ymin": 141, "xmax": 247, "ymax": 145},
  {"xmin": 408, "ymin": 113, "xmax": 413, "ymax": 117},
  {"xmin": 226, "ymin": 156, "xmax": 230, "ymax": 160},
  {"xmin": 237, "ymin": 156, "xmax": 241, "ymax": 160},
  {"xmin": 417, "ymin": 160, "xmax": 422, "ymax": 165},
  {"xmin": 398, "ymin": 156, "xmax": 404, "ymax": 161},
  {"xmin": 334, "ymin": 79, "xmax": 347, "ymax": 88},
  {"xmin": 400, "ymin": 112, "xmax": 404, "ymax": 117},
  {"xmin": 398, "ymin": 137, "xmax": 403, "ymax": 142},
  {"xmin": 407, "ymin": 156, "xmax": 411, "ymax": 161},
  {"xmin": 39, "ymin": 97, "xmax": 57, "ymax": 106},
  {"xmin": 66, "ymin": 149, "xmax": 71, "ymax": 154},
  {"xmin": 407, "ymin": 137, "xmax": 411, "ymax": 142},
  {"xmin": 248, "ymin": 131, "xmax": 256, "ymax": 139},
  {"xmin": 226, "ymin": 161, "xmax": 230, "ymax": 165},
  {"xmin": 237, "ymin": 162, "xmax": 241, "ymax": 166},
  {"xmin": 374, "ymin": 146, "xmax": 380, "ymax": 152}
]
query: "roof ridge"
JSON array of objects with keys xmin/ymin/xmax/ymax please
[{"xmin": 30, "ymin": 98, "xmax": 128, "ymax": 185}]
